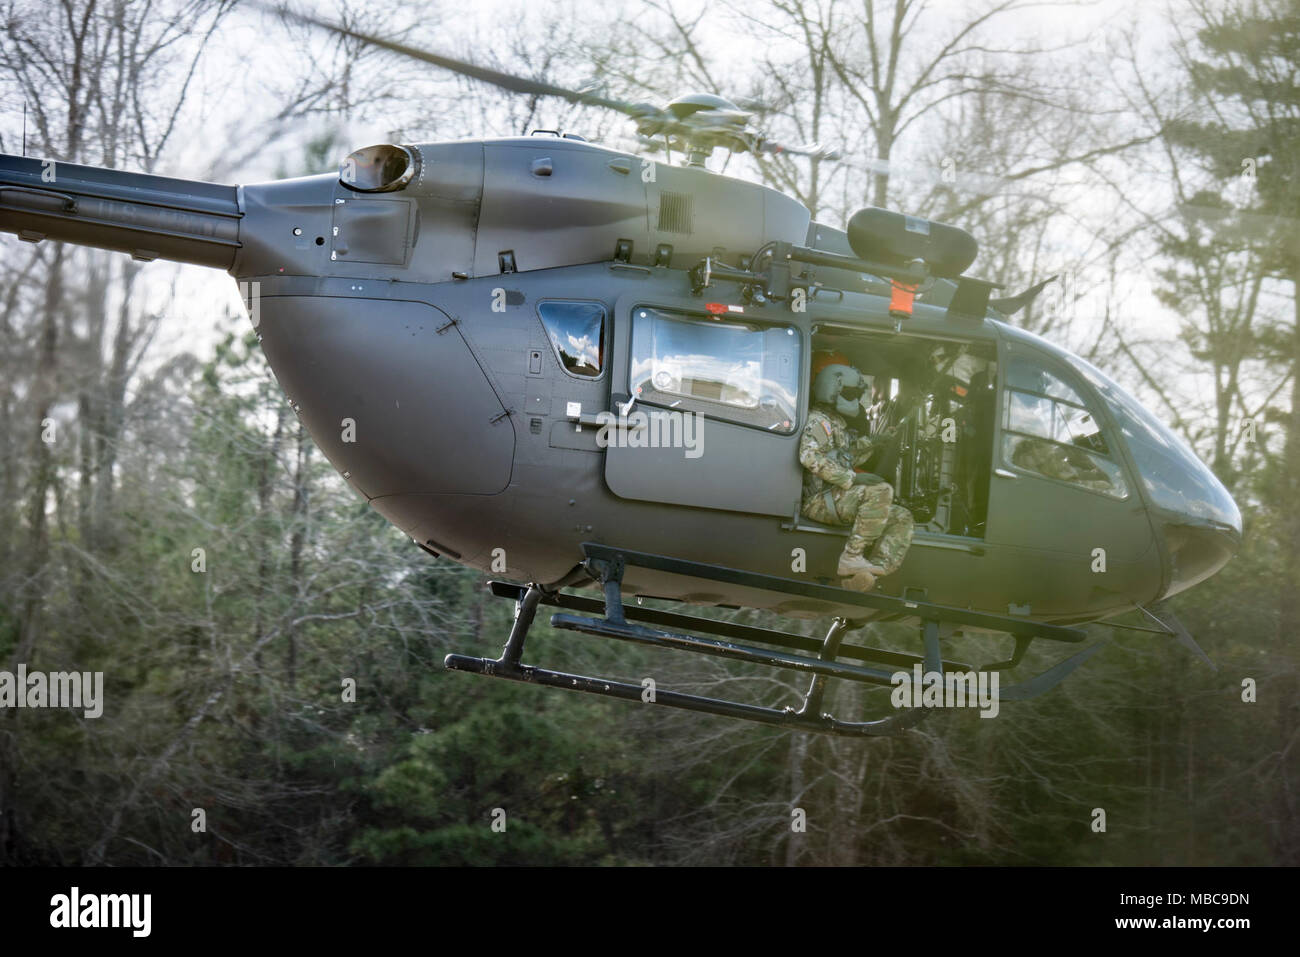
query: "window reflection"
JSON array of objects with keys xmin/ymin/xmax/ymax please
[
  {"xmin": 1065, "ymin": 352, "xmax": 1241, "ymax": 529},
  {"xmin": 1003, "ymin": 354, "xmax": 1126, "ymax": 498},
  {"xmin": 1058, "ymin": 403, "xmax": 1107, "ymax": 453},
  {"xmin": 1005, "ymin": 434, "xmax": 1128, "ymax": 497},
  {"xmin": 630, "ymin": 308, "xmax": 800, "ymax": 433},
  {"xmin": 538, "ymin": 301, "xmax": 605, "ymax": 378},
  {"xmin": 999, "ymin": 327, "xmax": 1240, "ymax": 530},
  {"xmin": 1009, "ymin": 391, "xmax": 1055, "ymax": 439},
  {"xmin": 1006, "ymin": 354, "xmax": 1087, "ymax": 405},
  {"xmin": 339, "ymin": 144, "xmax": 415, "ymax": 192}
]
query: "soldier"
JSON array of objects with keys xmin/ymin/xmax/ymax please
[
  {"xmin": 800, "ymin": 361, "xmax": 914, "ymax": 592},
  {"xmin": 1010, "ymin": 436, "xmax": 1115, "ymax": 493}
]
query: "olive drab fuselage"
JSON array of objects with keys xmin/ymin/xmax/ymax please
[{"xmin": 0, "ymin": 135, "xmax": 1242, "ymax": 628}]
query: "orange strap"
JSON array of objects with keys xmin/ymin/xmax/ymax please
[{"xmin": 889, "ymin": 281, "xmax": 918, "ymax": 318}]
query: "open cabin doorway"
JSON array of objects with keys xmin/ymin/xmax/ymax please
[{"xmin": 802, "ymin": 327, "xmax": 998, "ymax": 539}]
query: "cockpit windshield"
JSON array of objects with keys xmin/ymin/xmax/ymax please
[{"xmin": 1064, "ymin": 353, "xmax": 1241, "ymax": 532}]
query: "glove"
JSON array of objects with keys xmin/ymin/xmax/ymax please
[{"xmin": 852, "ymin": 472, "xmax": 888, "ymax": 486}]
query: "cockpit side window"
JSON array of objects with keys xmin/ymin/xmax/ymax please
[
  {"xmin": 1002, "ymin": 353, "xmax": 1128, "ymax": 498},
  {"xmin": 1006, "ymin": 355, "xmax": 1088, "ymax": 407},
  {"xmin": 538, "ymin": 300, "xmax": 605, "ymax": 378},
  {"xmin": 1067, "ymin": 351, "xmax": 1240, "ymax": 527}
]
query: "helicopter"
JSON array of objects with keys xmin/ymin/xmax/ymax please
[{"xmin": 0, "ymin": 9, "xmax": 1241, "ymax": 737}]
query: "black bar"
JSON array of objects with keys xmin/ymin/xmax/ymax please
[
  {"xmin": 486, "ymin": 580, "xmax": 973, "ymax": 671},
  {"xmin": 787, "ymin": 243, "xmax": 928, "ymax": 284},
  {"xmin": 549, "ymin": 612, "xmax": 903, "ymax": 686},
  {"xmin": 922, "ymin": 619, "xmax": 942, "ymax": 674},
  {"xmin": 500, "ymin": 584, "xmax": 543, "ymax": 664},
  {"xmin": 579, "ymin": 543, "xmax": 1086, "ymax": 643},
  {"xmin": 443, "ymin": 654, "xmax": 931, "ymax": 737},
  {"xmin": 694, "ymin": 249, "xmax": 926, "ymax": 296},
  {"xmin": 797, "ymin": 618, "xmax": 849, "ymax": 717}
]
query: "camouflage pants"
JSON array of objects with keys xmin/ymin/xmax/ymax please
[{"xmin": 802, "ymin": 482, "xmax": 915, "ymax": 576}]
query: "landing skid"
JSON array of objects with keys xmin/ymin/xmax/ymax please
[{"xmin": 444, "ymin": 543, "xmax": 1103, "ymax": 737}]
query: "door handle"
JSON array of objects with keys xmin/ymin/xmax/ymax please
[
  {"xmin": 994, "ymin": 468, "xmax": 1017, "ymax": 479},
  {"xmin": 568, "ymin": 394, "xmax": 645, "ymax": 431},
  {"xmin": 567, "ymin": 411, "xmax": 645, "ymax": 432}
]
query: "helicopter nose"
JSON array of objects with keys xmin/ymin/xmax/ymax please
[
  {"xmin": 1147, "ymin": 456, "xmax": 1242, "ymax": 600},
  {"xmin": 1157, "ymin": 515, "xmax": 1241, "ymax": 599},
  {"xmin": 1056, "ymin": 350, "xmax": 1244, "ymax": 601}
]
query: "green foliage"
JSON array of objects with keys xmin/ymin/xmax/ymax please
[{"xmin": 2, "ymin": 0, "xmax": 1298, "ymax": 870}]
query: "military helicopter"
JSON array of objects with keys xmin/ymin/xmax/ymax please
[{"xmin": 0, "ymin": 9, "xmax": 1241, "ymax": 736}]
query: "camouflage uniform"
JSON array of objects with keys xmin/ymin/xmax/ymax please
[
  {"xmin": 799, "ymin": 407, "xmax": 914, "ymax": 575},
  {"xmin": 1010, "ymin": 437, "xmax": 1115, "ymax": 493}
]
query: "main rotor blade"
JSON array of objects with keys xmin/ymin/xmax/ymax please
[
  {"xmin": 269, "ymin": 3, "xmax": 659, "ymax": 119},
  {"xmin": 759, "ymin": 139, "xmax": 841, "ymax": 161}
]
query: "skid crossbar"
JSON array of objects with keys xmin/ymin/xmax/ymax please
[
  {"xmin": 577, "ymin": 543, "xmax": 1086, "ymax": 643},
  {"xmin": 487, "ymin": 580, "xmax": 973, "ymax": 674},
  {"xmin": 443, "ymin": 544, "xmax": 1099, "ymax": 736}
]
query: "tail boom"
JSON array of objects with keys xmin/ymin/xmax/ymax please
[{"xmin": 0, "ymin": 154, "xmax": 241, "ymax": 270}]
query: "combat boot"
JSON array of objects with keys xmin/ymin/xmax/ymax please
[{"xmin": 837, "ymin": 552, "xmax": 877, "ymax": 592}]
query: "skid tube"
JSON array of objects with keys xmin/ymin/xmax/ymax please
[{"xmin": 443, "ymin": 544, "xmax": 1103, "ymax": 737}]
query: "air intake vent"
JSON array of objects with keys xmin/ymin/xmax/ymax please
[{"xmin": 657, "ymin": 192, "xmax": 693, "ymax": 234}]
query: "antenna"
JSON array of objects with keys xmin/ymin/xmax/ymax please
[{"xmin": 22, "ymin": 100, "xmax": 27, "ymax": 156}]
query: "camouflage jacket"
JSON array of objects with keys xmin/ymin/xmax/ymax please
[
  {"xmin": 1010, "ymin": 436, "xmax": 1115, "ymax": 493},
  {"xmin": 799, "ymin": 407, "xmax": 883, "ymax": 500}
]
